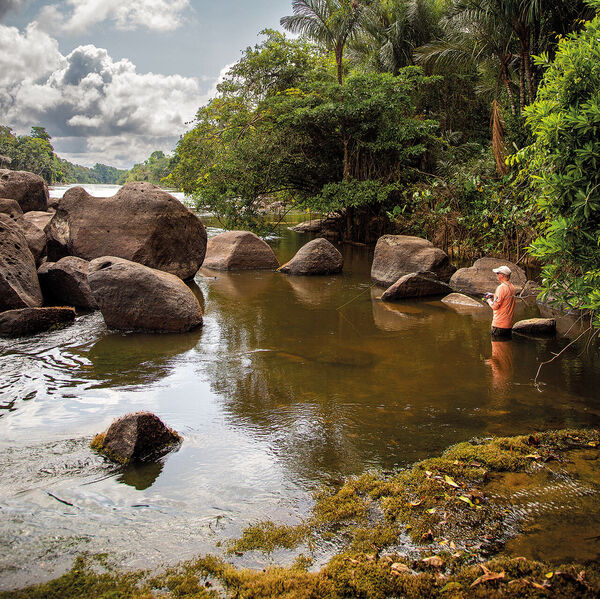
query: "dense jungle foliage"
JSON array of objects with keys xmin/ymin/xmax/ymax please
[
  {"xmin": 0, "ymin": 125, "xmax": 126, "ymax": 185},
  {"xmin": 168, "ymin": 0, "xmax": 599, "ymax": 324}
]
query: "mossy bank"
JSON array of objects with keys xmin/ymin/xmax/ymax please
[{"xmin": 3, "ymin": 428, "xmax": 600, "ymax": 599}]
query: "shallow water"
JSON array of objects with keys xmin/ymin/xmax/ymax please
[{"xmin": 1, "ymin": 187, "xmax": 600, "ymax": 588}]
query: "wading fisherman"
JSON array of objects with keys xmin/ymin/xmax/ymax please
[{"xmin": 485, "ymin": 265, "xmax": 516, "ymax": 338}]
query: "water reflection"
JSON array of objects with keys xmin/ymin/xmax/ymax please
[
  {"xmin": 117, "ymin": 460, "xmax": 165, "ymax": 491},
  {"xmin": 83, "ymin": 328, "xmax": 204, "ymax": 388},
  {"xmin": 486, "ymin": 339, "xmax": 514, "ymax": 392}
]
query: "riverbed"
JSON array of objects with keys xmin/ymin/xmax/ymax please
[{"xmin": 1, "ymin": 185, "xmax": 599, "ymax": 589}]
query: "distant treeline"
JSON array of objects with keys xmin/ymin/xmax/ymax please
[{"xmin": 0, "ymin": 125, "xmax": 126, "ymax": 185}]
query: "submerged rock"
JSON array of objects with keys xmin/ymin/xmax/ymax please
[
  {"xmin": 371, "ymin": 235, "xmax": 456, "ymax": 287},
  {"xmin": 38, "ymin": 256, "xmax": 97, "ymax": 310},
  {"xmin": 512, "ymin": 318, "xmax": 557, "ymax": 336},
  {"xmin": 0, "ymin": 213, "xmax": 43, "ymax": 311},
  {"xmin": 46, "ymin": 182, "xmax": 207, "ymax": 280},
  {"xmin": 381, "ymin": 272, "xmax": 451, "ymax": 301},
  {"xmin": 278, "ymin": 237, "xmax": 343, "ymax": 275},
  {"xmin": 441, "ymin": 292, "xmax": 485, "ymax": 308},
  {"xmin": 91, "ymin": 412, "xmax": 181, "ymax": 464},
  {"xmin": 0, "ymin": 306, "xmax": 75, "ymax": 337},
  {"xmin": 450, "ymin": 257, "xmax": 527, "ymax": 295},
  {"xmin": 203, "ymin": 231, "xmax": 279, "ymax": 270},
  {"xmin": 88, "ymin": 256, "xmax": 203, "ymax": 332},
  {"xmin": 0, "ymin": 169, "xmax": 49, "ymax": 212}
]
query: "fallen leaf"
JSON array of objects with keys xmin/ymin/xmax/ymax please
[
  {"xmin": 422, "ymin": 556, "xmax": 444, "ymax": 568},
  {"xmin": 450, "ymin": 541, "xmax": 456, "ymax": 549},
  {"xmin": 531, "ymin": 581, "xmax": 550, "ymax": 591},
  {"xmin": 409, "ymin": 499, "xmax": 423, "ymax": 507},
  {"xmin": 525, "ymin": 454, "xmax": 542, "ymax": 460},
  {"xmin": 588, "ymin": 441, "xmax": 598, "ymax": 447},
  {"xmin": 458, "ymin": 495, "xmax": 475, "ymax": 508},
  {"xmin": 469, "ymin": 461, "xmax": 483, "ymax": 467},
  {"xmin": 444, "ymin": 475, "xmax": 460, "ymax": 488},
  {"xmin": 425, "ymin": 470, "xmax": 433, "ymax": 477},
  {"xmin": 545, "ymin": 572, "xmax": 554, "ymax": 579},
  {"xmin": 427, "ymin": 507, "xmax": 437, "ymax": 514}
]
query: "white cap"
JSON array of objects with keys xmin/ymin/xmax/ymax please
[{"xmin": 493, "ymin": 265, "xmax": 512, "ymax": 276}]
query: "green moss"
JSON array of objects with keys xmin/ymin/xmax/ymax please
[
  {"xmin": 227, "ymin": 521, "xmax": 309, "ymax": 555},
  {"xmin": 7, "ymin": 428, "xmax": 600, "ymax": 598}
]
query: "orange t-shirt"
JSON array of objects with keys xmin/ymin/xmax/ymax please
[{"xmin": 491, "ymin": 281, "xmax": 516, "ymax": 329}]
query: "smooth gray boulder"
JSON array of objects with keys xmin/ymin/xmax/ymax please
[
  {"xmin": 371, "ymin": 235, "xmax": 456, "ymax": 287},
  {"xmin": 46, "ymin": 182, "xmax": 207, "ymax": 280},
  {"xmin": 381, "ymin": 272, "xmax": 451, "ymax": 301},
  {"xmin": 0, "ymin": 198, "xmax": 23, "ymax": 220},
  {"xmin": 0, "ymin": 169, "xmax": 48, "ymax": 212},
  {"xmin": 450, "ymin": 257, "xmax": 527, "ymax": 295},
  {"xmin": 512, "ymin": 318, "xmax": 557, "ymax": 336},
  {"xmin": 0, "ymin": 213, "xmax": 43, "ymax": 311},
  {"xmin": 0, "ymin": 307, "xmax": 75, "ymax": 337},
  {"xmin": 88, "ymin": 256, "xmax": 203, "ymax": 332},
  {"xmin": 278, "ymin": 238, "xmax": 343, "ymax": 275},
  {"xmin": 91, "ymin": 412, "xmax": 181, "ymax": 464},
  {"xmin": 203, "ymin": 231, "xmax": 279, "ymax": 270},
  {"xmin": 441, "ymin": 292, "xmax": 485, "ymax": 308},
  {"xmin": 38, "ymin": 256, "xmax": 97, "ymax": 310}
]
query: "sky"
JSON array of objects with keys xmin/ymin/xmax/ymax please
[{"xmin": 0, "ymin": 0, "xmax": 293, "ymax": 168}]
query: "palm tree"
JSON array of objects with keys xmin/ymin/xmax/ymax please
[
  {"xmin": 281, "ymin": 0, "xmax": 365, "ymax": 84},
  {"xmin": 349, "ymin": 0, "xmax": 443, "ymax": 75}
]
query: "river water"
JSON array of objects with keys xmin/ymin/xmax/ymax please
[{"xmin": 0, "ymin": 185, "xmax": 599, "ymax": 589}]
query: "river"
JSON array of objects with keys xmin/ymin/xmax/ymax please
[{"xmin": 0, "ymin": 185, "xmax": 599, "ymax": 589}]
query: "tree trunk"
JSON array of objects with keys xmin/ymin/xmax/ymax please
[
  {"xmin": 522, "ymin": 34, "xmax": 534, "ymax": 104},
  {"xmin": 335, "ymin": 44, "xmax": 344, "ymax": 85},
  {"xmin": 500, "ymin": 57, "xmax": 516, "ymax": 116},
  {"xmin": 519, "ymin": 50, "xmax": 526, "ymax": 114},
  {"xmin": 343, "ymin": 137, "xmax": 351, "ymax": 181}
]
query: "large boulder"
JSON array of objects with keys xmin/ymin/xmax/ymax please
[
  {"xmin": 38, "ymin": 256, "xmax": 98, "ymax": 310},
  {"xmin": 0, "ymin": 213, "xmax": 43, "ymax": 311},
  {"xmin": 371, "ymin": 235, "xmax": 456, "ymax": 287},
  {"xmin": 16, "ymin": 215, "xmax": 48, "ymax": 266},
  {"xmin": 91, "ymin": 412, "xmax": 181, "ymax": 464},
  {"xmin": 450, "ymin": 257, "xmax": 527, "ymax": 295},
  {"xmin": 88, "ymin": 256, "xmax": 203, "ymax": 332},
  {"xmin": 278, "ymin": 238, "xmax": 343, "ymax": 275},
  {"xmin": 0, "ymin": 169, "xmax": 48, "ymax": 212},
  {"xmin": 0, "ymin": 307, "xmax": 75, "ymax": 337},
  {"xmin": 20, "ymin": 210, "xmax": 53, "ymax": 232},
  {"xmin": 0, "ymin": 198, "xmax": 23, "ymax": 220},
  {"xmin": 203, "ymin": 231, "xmax": 279, "ymax": 270},
  {"xmin": 381, "ymin": 272, "xmax": 451, "ymax": 301},
  {"xmin": 512, "ymin": 318, "xmax": 557, "ymax": 336},
  {"xmin": 46, "ymin": 182, "xmax": 207, "ymax": 280}
]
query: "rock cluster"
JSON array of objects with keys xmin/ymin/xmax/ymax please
[
  {"xmin": 46, "ymin": 182, "xmax": 207, "ymax": 280},
  {"xmin": 371, "ymin": 235, "xmax": 456, "ymax": 287}
]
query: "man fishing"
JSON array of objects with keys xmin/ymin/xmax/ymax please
[{"xmin": 485, "ymin": 265, "xmax": 516, "ymax": 337}]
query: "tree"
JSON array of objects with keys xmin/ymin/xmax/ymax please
[
  {"xmin": 349, "ymin": 0, "xmax": 443, "ymax": 75},
  {"xmin": 281, "ymin": 0, "xmax": 366, "ymax": 84},
  {"xmin": 170, "ymin": 29, "xmax": 440, "ymax": 242},
  {"xmin": 514, "ymin": 0, "xmax": 600, "ymax": 326}
]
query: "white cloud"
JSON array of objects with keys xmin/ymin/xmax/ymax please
[
  {"xmin": 37, "ymin": 0, "xmax": 191, "ymax": 34},
  {"xmin": 0, "ymin": 24, "xmax": 217, "ymax": 168}
]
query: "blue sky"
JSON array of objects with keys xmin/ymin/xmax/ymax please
[{"xmin": 0, "ymin": 0, "xmax": 293, "ymax": 168}]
